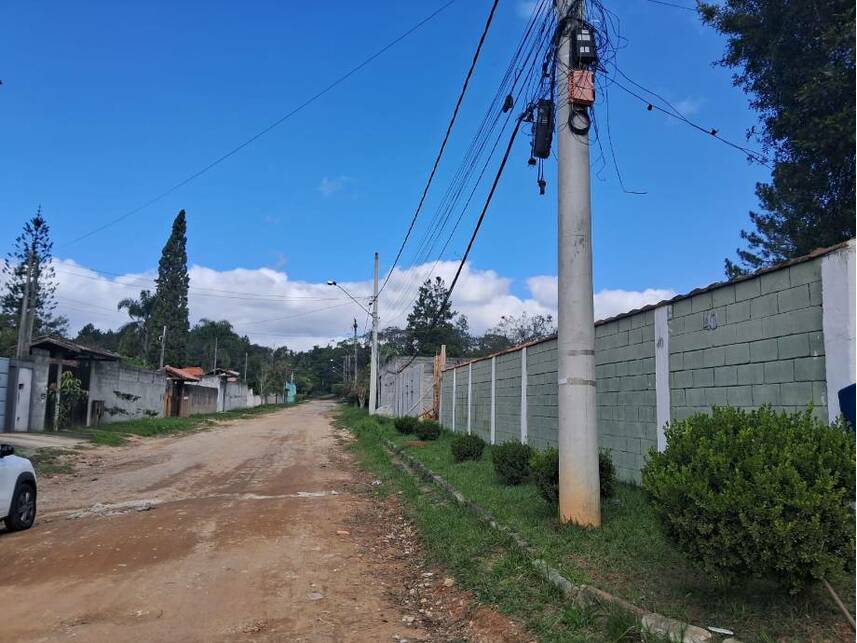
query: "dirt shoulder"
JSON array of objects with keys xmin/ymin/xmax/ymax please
[{"xmin": 0, "ymin": 401, "xmax": 523, "ymax": 642}]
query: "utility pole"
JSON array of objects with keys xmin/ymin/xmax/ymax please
[
  {"xmin": 244, "ymin": 352, "xmax": 248, "ymax": 382},
  {"xmin": 352, "ymin": 318, "xmax": 358, "ymax": 387},
  {"xmin": 555, "ymin": 0, "xmax": 600, "ymax": 526},
  {"xmin": 213, "ymin": 335, "xmax": 218, "ymax": 372},
  {"xmin": 15, "ymin": 253, "xmax": 34, "ymax": 359},
  {"xmin": 369, "ymin": 252, "xmax": 380, "ymax": 415},
  {"xmin": 159, "ymin": 325, "xmax": 167, "ymax": 369}
]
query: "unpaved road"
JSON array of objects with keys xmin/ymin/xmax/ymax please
[{"xmin": 0, "ymin": 401, "xmax": 524, "ymax": 642}]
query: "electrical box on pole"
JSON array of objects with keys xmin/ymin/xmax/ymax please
[{"xmin": 531, "ymin": 99, "xmax": 555, "ymax": 159}]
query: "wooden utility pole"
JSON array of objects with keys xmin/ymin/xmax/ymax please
[
  {"xmin": 159, "ymin": 325, "xmax": 167, "ymax": 369},
  {"xmin": 15, "ymin": 253, "xmax": 34, "ymax": 359},
  {"xmin": 353, "ymin": 318, "xmax": 358, "ymax": 387},
  {"xmin": 368, "ymin": 252, "xmax": 380, "ymax": 415}
]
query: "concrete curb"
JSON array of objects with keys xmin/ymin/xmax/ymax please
[{"xmin": 380, "ymin": 437, "xmax": 727, "ymax": 643}]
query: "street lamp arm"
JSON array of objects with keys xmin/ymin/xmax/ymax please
[{"xmin": 327, "ymin": 280, "xmax": 371, "ymax": 315}]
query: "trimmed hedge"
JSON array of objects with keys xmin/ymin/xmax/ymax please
[
  {"xmin": 451, "ymin": 434, "xmax": 485, "ymax": 462},
  {"xmin": 492, "ymin": 441, "xmax": 533, "ymax": 485},
  {"xmin": 643, "ymin": 406, "xmax": 855, "ymax": 591},
  {"xmin": 416, "ymin": 420, "xmax": 442, "ymax": 441},
  {"xmin": 530, "ymin": 448, "xmax": 617, "ymax": 504},
  {"xmin": 394, "ymin": 416, "xmax": 418, "ymax": 435}
]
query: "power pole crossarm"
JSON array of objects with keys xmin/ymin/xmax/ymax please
[{"xmin": 556, "ymin": 0, "xmax": 601, "ymax": 526}]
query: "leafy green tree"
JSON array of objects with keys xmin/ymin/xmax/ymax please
[
  {"xmin": 149, "ymin": 210, "xmax": 190, "ymax": 366},
  {"xmin": 1, "ymin": 208, "xmax": 68, "ymax": 342},
  {"xmin": 405, "ymin": 277, "xmax": 471, "ymax": 356},
  {"xmin": 117, "ymin": 289, "xmax": 156, "ymax": 363},
  {"xmin": 700, "ymin": 0, "xmax": 856, "ymax": 277},
  {"xmin": 489, "ymin": 312, "xmax": 555, "ymax": 346}
]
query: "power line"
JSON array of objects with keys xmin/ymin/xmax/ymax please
[
  {"xmin": 378, "ymin": 0, "xmax": 501, "ymax": 297},
  {"xmin": 58, "ymin": 0, "xmax": 460, "ymax": 249},
  {"xmin": 643, "ymin": 0, "xmax": 697, "ymax": 11},
  {"xmin": 395, "ymin": 112, "xmax": 526, "ymax": 373}
]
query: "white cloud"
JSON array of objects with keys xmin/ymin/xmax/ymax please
[
  {"xmin": 318, "ymin": 175, "xmax": 351, "ymax": 197},
  {"xmin": 42, "ymin": 259, "xmax": 676, "ymax": 352},
  {"xmin": 673, "ymin": 96, "xmax": 704, "ymax": 117}
]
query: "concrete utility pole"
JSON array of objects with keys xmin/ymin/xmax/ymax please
[
  {"xmin": 244, "ymin": 352, "xmax": 248, "ymax": 382},
  {"xmin": 369, "ymin": 252, "xmax": 380, "ymax": 415},
  {"xmin": 213, "ymin": 336, "xmax": 219, "ymax": 371},
  {"xmin": 352, "ymin": 318, "xmax": 358, "ymax": 387},
  {"xmin": 159, "ymin": 325, "xmax": 167, "ymax": 369},
  {"xmin": 555, "ymin": 0, "xmax": 601, "ymax": 526},
  {"xmin": 15, "ymin": 253, "xmax": 34, "ymax": 359}
]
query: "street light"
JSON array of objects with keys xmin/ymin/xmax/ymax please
[{"xmin": 327, "ymin": 280, "xmax": 371, "ymax": 315}]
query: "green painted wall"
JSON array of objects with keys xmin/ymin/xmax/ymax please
[{"xmin": 668, "ymin": 260, "xmax": 826, "ymax": 421}]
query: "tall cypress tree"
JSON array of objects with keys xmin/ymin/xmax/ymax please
[{"xmin": 149, "ymin": 210, "xmax": 190, "ymax": 366}]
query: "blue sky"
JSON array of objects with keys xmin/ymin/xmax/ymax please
[{"xmin": 0, "ymin": 0, "xmax": 770, "ymax": 347}]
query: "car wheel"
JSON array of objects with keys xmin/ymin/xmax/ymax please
[{"xmin": 4, "ymin": 482, "xmax": 36, "ymax": 531}]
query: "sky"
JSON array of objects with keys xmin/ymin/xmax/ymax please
[{"xmin": 0, "ymin": 0, "xmax": 771, "ymax": 350}]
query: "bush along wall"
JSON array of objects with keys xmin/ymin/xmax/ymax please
[
  {"xmin": 451, "ymin": 434, "xmax": 485, "ymax": 462},
  {"xmin": 642, "ymin": 405, "xmax": 856, "ymax": 592},
  {"xmin": 530, "ymin": 448, "xmax": 618, "ymax": 504},
  {"xmin": 492, "ymin": 441, "xmax": 533, "ymax": 485}
]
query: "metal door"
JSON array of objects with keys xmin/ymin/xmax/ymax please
[{"xmin": 14, "ymin": 368, "xmax": 32, "ymax": 432}]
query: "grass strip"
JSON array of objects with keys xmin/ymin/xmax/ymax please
[
  {"xmin": 337, "ymin": 405, "xmax": 677, "ymax": 643},
  {"xmin": 341, "ymin": 406, "xmax": 854, "ymax": 643}
]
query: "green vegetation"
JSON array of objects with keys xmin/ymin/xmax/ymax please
[
  {"xmin": 415, "ymin": 419, "xmax": 441, "ymax": 441},
  {"xmin": 450, "ymin": 433, "xmax": 485, "ymax": 462},
  {"xmin": 393, "ymin": 415, "xmax": 418, "ymax": 435},
  {"xmin": 340, "ymin": 407, "xmax": 854, "ymax": 642},
  {"xmin": 643, "ymin": 406, "xmax": 855, "ymax": 592},
  {"xmin": 492, "ymin": 441, "xmax": 533, "ymax": 485},
  {"xmin": 83, "ymin": 404, "xmax": 284, "ymax": 446},
  {"xmin": 530, "ymin": 448, "xmax": 618, "ymax": 503},
  {"xmin": 20, "ymin": 446, "xmax": 76, "ymax": 476},
  {"xmin": 148, "ymin": 209, "xmax": 190, "ymax": 366},
  {"xmin": 337, "ymin": 406, "xmax": 675, "ymax": 642}
]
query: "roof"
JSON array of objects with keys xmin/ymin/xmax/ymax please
[
  {"xmin": 182, "ymin": 366, "xmax": 206, "ymax": 379},
  {"xmin": 162, "ymin": 365, "xmax": 201, "ymax": 381},
  {"xmin": 443, "ymin": 239, "xmax": 854, "ymax": 372},
  {"xmin": 29, "ymin": 335, "xmax": 121, "ymax": 361}
]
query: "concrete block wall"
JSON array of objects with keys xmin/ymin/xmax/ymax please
[
  {"xmin": 669, "ymin": 259, "xmax": 827, "ymax": 421},
  {"xmin": 90, "ymin": 362, "xmax": 167, "ymax": 424},
  {"xmin": 439, "ymin": 242, "xmax": 855, "ymax": 485},
  {"xmin": 595, "ymin": 311, "xmax": 657, "ymax": 484},
  {"xmin": 470, "ymin": 360, "xmax": 492, "ymax": 442}
]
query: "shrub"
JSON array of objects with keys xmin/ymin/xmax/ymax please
[
  {"xmin": 394, "ymin": 416, "xmax": 418, "ymax": 435},
  {"xmin": 642, "ymin": 406, "xmax": 855, "ymax": 591},
  {"xmin": 416, "ymin": 420, "xmax": 441, "ymax": 441},
  {"xmin": 492, "ymin": 441, "xmax": 533, "ymax": 485},
  {"xmin": 451, "ymin": 433, "xmax": 485, "ymax": 462},
  {"xmin": 530, "ymin": 448, "xmax": 618, "ymax": 504},
  {"xmin": 599, "ymin": 450, "xmax": 616, "ymax": 499},
  {"xmin": 530, "ymin": 448, "xmax": 559, "ymax": 503}
]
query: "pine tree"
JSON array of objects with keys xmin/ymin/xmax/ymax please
[
  {"xmin": 1, "ymin": 208, "xmax": 68, "ymax": 346},
  {"xmin": 700, "ymin": 0, "xmax": 856, "ymax": 277},
  {"xmin": 149, "ymin": 210, "xmax": 190, "ymax": 366},
  {"xmin": 405, "ymin": 277, "xmax": 471, "ymax": 356}
]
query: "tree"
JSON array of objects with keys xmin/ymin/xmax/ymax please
[
  {"xmin": 699, "ymin": 0, "xmax": 856, "ymax": 277},
  {"xmin": 405, "ymin": 277, "xmax": 470, "ymax": 356},
  {"xmin": 489, "ymin": 312, "xmax": 555, "ymax": 346},
  {"xmin": 148, "ymin": 210, "xmax": 190, "ymax": 366},
  {"xmin": 117, "ymin": 289, "xmax": 156, "ymax": 363},
  {"xmin": 1, "ymin": 208, "xmax": 68, "ymax": 344}
]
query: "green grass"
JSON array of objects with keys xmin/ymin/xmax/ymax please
[
  {"xmin": 339, "ymin": 407, "xmax": 855, "ymax": 643},
  {"xmin": 81, "ymin": 403, "xmax": 286, "ymax": 446},
  {"xmin": 337, "ymin": 406, "xmax": 678, "ymax": 643},
  {"xmin": 18, "ymin": 446, "xmax": 76, "ymax": 476}
]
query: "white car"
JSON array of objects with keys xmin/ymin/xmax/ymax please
[{"xmin": 0, "ymin": 444, "xmax": 37, "ymax": 532}]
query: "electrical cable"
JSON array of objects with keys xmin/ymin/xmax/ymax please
[
  {"xmin": 378, "ymin": 0, "xmax": 501, "ymax": 296},
  {"xmin": 57, "ymin": 0, "xmax": 461, "ymax": 249}
]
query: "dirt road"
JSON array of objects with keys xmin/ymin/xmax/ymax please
[{"xmin": 0, "ymin": 401, "xmax": 523, "ymax": 642}]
